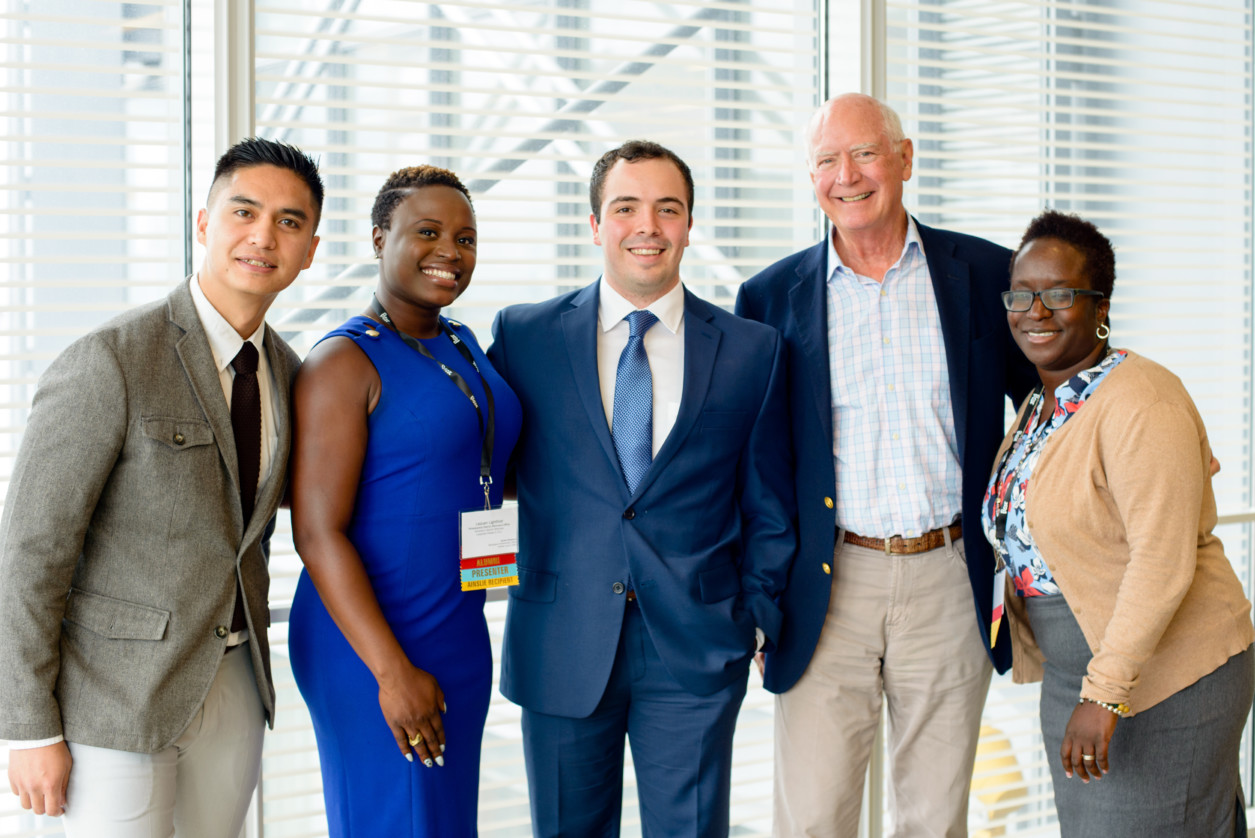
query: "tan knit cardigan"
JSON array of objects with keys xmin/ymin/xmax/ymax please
[{"xmin": 998, "ymin": 351, "xmax": 1253, "ymax": 714}]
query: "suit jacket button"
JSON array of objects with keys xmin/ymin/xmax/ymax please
[
  {"xmin": 612, "ymin": 582, "xmax": 625, "ymax": 595},
  {"xmin": 824, "ymin": 497, "xmax": 834, "ymax": 509},
  {"xmin": 623, "ymin": 508, "xmax": 636, "ymax": 520},
  {"xmin": 215, "ymin": 625, "xmax": 228, "ymax": 638},
  {"xmin": 173, "ymin": 433, "xmax": 185, "ymax": 445},
  {"xmin": 822, "ymin": 562, "xmax": 832, "ymax": 575}
]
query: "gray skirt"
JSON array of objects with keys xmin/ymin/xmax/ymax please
[{"xmin": 1025, "ymin": 594, "xmax": 1253, "ymax": 838}]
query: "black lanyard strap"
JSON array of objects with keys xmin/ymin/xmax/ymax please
[
  {"xmin": 369, "ymin": 296, "xmax": 496, "ymax": 505},
  {"xmin": 993, "ymin": 385, "xmax": 1044, "ymax": 545}
]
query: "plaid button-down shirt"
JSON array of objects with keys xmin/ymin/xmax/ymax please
[{"xmin": 826, "ymin": 218, "xmax": 962, "ymax": 538}]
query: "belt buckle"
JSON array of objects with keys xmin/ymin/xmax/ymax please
[{"xmin": 884, "ymin": 537, "xmax": 892, "ymax": 555}]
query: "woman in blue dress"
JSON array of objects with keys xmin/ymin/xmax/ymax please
[{"xmin": 288, "ymin": 165, "xmax": 521, "ymax": 836}]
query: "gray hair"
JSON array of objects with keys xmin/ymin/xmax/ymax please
[{"xmin": 805, "ymin": 94, "xmax": 906, "ymax": 169}]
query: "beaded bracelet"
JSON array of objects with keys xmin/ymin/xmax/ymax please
[{"xmin": 1078, "ymin": 696, "xmax": 1130, "ymax": 718}]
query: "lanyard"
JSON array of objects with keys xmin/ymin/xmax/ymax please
[
  {"xmin": 369, "ymin": 296, "xmax": 496, "ymax": 509},
  {"xmin": 992, "ymin": 385, "xmax": 1044, "ymax": 545}
]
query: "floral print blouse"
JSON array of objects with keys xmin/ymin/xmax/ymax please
[{"xmin": 982, "ymin": 349, "xmax": 1128, "ymax": 596}]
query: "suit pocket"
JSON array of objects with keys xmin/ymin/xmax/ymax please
[
  {"xmin": 64, "ymin": 588, "xmax": 170, "ymax": 640},
  {"xmin": 699, "ymin": 410, "xmax": 747, "ymax": 432},
  {"xmin": 140, "ymin": 416, "xmax": 214, "ymax": 451},
  {"xmin": 698, "ymin": 563, "xmax": 741, "ymax": 603},
  {"xmin": 510, "ymin": 567, "xmax": 557, "ymax": 603}
]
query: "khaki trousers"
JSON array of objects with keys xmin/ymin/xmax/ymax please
[{"xmin": 774, "ymin": 535, "xmax": 992, "ymax": 838}]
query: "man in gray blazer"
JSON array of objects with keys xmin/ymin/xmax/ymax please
[{"xmin": 0, "ymin": 137, "xmax": 322, "ymax": 836}]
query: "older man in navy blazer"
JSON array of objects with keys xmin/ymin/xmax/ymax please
[
  {"xmin": 488, "ymin": 140, "xmax": 794, "ymax": 838},
  {"xmin": 736, "ymin": 94, "xmax": 1036, "ymax": 837}
]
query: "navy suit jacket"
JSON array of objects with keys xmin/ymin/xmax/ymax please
[
  {"xmin": 735, "ymin": 220, "xmax": 1037, "ymax": 691},
  {"xmin": 488, "ymin": 281, "xmax": 796, "ymax": 718}
]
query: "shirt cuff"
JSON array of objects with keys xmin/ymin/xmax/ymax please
[
  {"xmin": 755, "ymin": 627, "xmax": 766, "ymax": 653},
  {"xmin": 6, "ymin": 735, "xmax": 64, "ymax": 750}
]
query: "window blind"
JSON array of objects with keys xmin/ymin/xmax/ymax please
[{"xmin": 252, "ymin": 0, "xmax": 824, "ymax": 357}]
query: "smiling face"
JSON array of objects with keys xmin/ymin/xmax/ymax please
[
  {"xmin": 1008, "ymin": 237, "xmax": 1111, "ymax": 388},
  {"xmin": 590, "ymin": 157, "xmax": 692, "ymax": 307},
  {"xmin": 196, "ymin": 163, "xmax": 320, "ymax": 332},
  {"xmin": 808, "ymin": 95, "xmax": 913, "ymax": 244},
  {"xmin": 373, "ymin": 185, "xmax": 477, "ymax": 318}
]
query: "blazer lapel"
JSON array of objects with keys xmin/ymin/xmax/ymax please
[
  {"xmin": 789, "ymin": 240, "xmax": 834, "ymax": 448},
  {"xmin": 168, "ymin": 280, "xmax": 243, "ymax": 535},
  {"xmin": 916, "ymin": 219, "xmax": 971, "ymax": 443},
  {"xmin": 633, "ymin": 289, "xmax": 719, "ymax": 498},
  {"xmin": 561, "ymin": 281, "xmax": 625, "ymax": 486}
]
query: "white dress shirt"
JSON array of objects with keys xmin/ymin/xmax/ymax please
[
  {"xmin": 596, "ymin": 279, "xmax": 686, "ymax": 455},
  {"xmin": 190, "ymin": 274, "xmax": 281, "ymax": 490},
  {"xmin": 9, "ymin": 277, "xmax": 280, "ymax": 751}
]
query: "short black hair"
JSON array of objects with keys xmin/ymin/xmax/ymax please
[
  {"xmin": 1012, "ymin": 209, "xmax": 1116, "ymax": 299},
  {"xmin": 209, "ymin": 137, "xmax": 324, "ymax": 224},
  {"xmin": 371, "ymin": 165, "xmax": 473, "ymax": 231},
  {"xmin": 589, "ymin": 140, "xmax": 694, "ymax": 223}
]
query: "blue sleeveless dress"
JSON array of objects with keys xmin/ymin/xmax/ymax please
[{"xmin": 289, "ymin": 315, "xmax": 521, "ymax": 837}]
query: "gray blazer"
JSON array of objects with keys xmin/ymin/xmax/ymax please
[{"xmin": 0, "ymin": 279, "xmax": 299, "ymax": 753}]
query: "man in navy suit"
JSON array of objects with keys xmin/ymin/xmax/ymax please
[
  {"xmin": 736, "ymin": 94, "xmax": 1036, "ymax": 837},
  {"xmin": 488, "ymin": 140, "xmax": 794, "ymax": 838}
]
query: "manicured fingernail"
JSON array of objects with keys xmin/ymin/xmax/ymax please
[
  {"xmin": 442, "ymin": 701, "xmax": 448, "ymax": 713},
  {"xmin": 435, "ymin": 756, "xmax": 445, "ymax": 767},
  {"xmin": 423, "ymin": 758, "xmax": 434, "ymax": 768},
  {"xmin": 405, "ymin": 753, "xmax": 414, "ymax": 763},
  {"xmin": 440, "ymin": 743, "xmax": 446, "ymax": 753}
]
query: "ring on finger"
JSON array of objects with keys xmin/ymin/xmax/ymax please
[
  {"xmin": 408, "ymin": 732, "xmax": 423, "ymax": 747},
  {"xmin": 1081, "ymin": 754, "xmax": 1095, "ymax": 761}
]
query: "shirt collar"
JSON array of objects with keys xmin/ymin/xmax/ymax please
[
  {"xmin": 189, "ymin": 274, "xmax": 266, "ymax": 374},
  {"xmin": 1054, "ymin": 348, "xmax": 1127, "ymax": 405},
  {"xmin": 597, "ymin": 278, "xmax": 685, "ymax": 335},
  {"xmin": 826, "ymin": 215, "xmax": 922, "ymax": 283}
]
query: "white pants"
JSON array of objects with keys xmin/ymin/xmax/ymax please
[
  {"xmin": 63, "ymin": 645, "xmax": 265, "ymax": 838},
  {"xmin": 774, "ymin": 535, "xmax": 993, "ymax": 838}
]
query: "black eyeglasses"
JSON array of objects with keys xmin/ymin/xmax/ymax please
[{"xmin": 1002, "ymin": 288, "xmax": 1105, "ymax": 312}]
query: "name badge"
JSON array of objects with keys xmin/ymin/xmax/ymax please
[{"xmin": 459, "ymin": 506, "xmax": 519, "ymax": 591}]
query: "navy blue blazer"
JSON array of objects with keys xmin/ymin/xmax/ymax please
[
  {"xmin": 735, "ymin": 220, "xmax": 1037, "ymax": 691},
  {"xmin": 488, "ymin": 281, "xmax": 796, "ymax": 718}
]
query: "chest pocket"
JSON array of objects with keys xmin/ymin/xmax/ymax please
[
  {"xmin": 699, "ymin": 410, "xmax": 747, "ymax": 433},
  {"xmin": 141, "ymin": 416, "xmax": 214, "ymax": 451}
]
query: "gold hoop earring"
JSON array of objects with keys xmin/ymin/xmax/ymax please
[{"xmin": 1096, "ymin": 322, "xmax": 1110, "ymax": 340}]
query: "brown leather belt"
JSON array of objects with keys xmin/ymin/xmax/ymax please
[{"xmin": 842, "ymin": 522, "xmax": 962, "ymax": 555}]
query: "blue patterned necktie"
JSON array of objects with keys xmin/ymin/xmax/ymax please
[{"xmin": 612, "ymin": 309, "xmax": 659, "ymax": 493}]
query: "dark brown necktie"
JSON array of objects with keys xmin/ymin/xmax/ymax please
[{"xmin": 229, "ymin": 342, "xmax": 260, "ymax": 634}]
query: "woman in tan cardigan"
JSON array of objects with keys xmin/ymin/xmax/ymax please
[{"xmin": 982, "ymin": 210, "xmax": 1254, "ymax": 837}]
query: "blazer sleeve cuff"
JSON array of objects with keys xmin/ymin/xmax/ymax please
[{"xmin": 745, "ymin": 592, "xmax": 782, "ymax": 647}]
